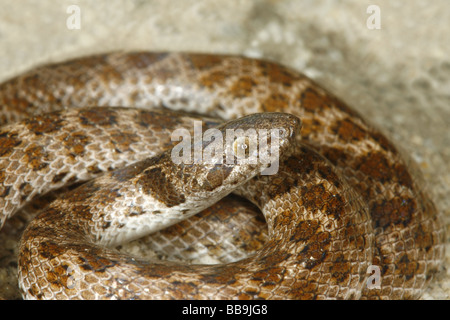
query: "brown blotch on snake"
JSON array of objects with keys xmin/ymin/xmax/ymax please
[
  {"xmin": 0, "ymin": 131, "xmax": 21, "ymax": 157},
  {"xmin": 79, "ymin": 108, "xmax": 119, "ymax": 127},
  {"xmin": 24, "ymin": 112, "xmax": 66, "ymax": 135},
  {"xmin": 22, "ymin": 145, "xmax": 50, "ymax": 171},
  {"xmin": 60, "ymin": 132, "xmax": 92, "ymax": 157},
  {"xmin": 140, "ymin": 166, "xmax": 187, "ymax": 208}
]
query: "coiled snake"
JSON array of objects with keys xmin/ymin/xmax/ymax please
[{"xmin": 0, "ymin": 52, "xmax": 445, "ymax": 299}]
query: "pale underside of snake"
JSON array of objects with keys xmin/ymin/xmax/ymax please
[{"xmin": 0, "ymin": 52, "xmax": 445, "ymax": 300}]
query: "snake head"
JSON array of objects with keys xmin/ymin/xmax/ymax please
[
  {"xmin": 172, "ymin": 112, "xmax": 301, "ymax": 197},
  {"xmin": 215, "ymin": 112, "xmax": 300, "ymax": 176}
]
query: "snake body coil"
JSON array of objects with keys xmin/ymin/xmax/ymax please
[{"xmin": 0, "ymin": 52, "xmax": 445, "ymax": 299}]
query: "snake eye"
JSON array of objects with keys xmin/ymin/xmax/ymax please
[{"xmin": 233, "ymin": 136, "xmax": 250, "ymax": 159}]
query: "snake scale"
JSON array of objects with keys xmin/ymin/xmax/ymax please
[{"xmin": 0, "ymin": 52, "xmax": 445, "ymax": 300}]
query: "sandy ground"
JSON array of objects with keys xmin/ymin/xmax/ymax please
[{"xmin": 0, "ymin": 0, "xmax": 448, "ymax": 299}]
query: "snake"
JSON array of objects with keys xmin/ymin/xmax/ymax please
[{"xmin": 0, "ymin": 52, "xmax": 445, "ymax": 300}]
